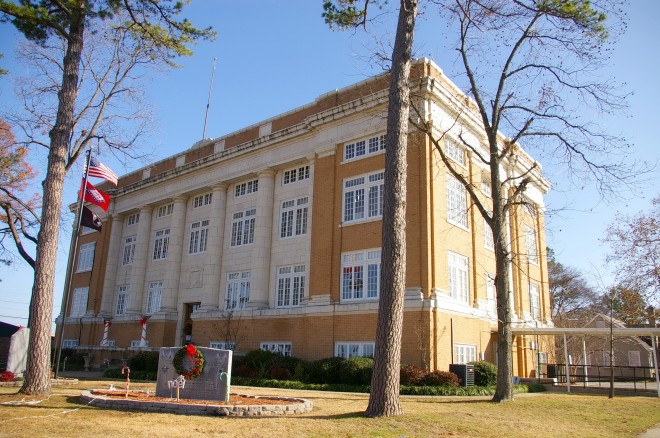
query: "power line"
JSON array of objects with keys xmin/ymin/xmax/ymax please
[{"xmin": 0, "ymin": 314, "xmax": 28, "ymax": 320}]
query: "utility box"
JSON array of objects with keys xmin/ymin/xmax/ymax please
[{"xmin": 449, "ymin": 364, "xmax": 475, "ymax": 387}]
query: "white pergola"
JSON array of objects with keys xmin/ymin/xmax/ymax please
[{"xmin": 511, "ymin": 327, "xmax": 660, "ymax": 397}]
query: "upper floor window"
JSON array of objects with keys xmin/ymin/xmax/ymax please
[
  {"xmin": 122, "ymin": 235, "xmax": 136, "ymax": 266},
  {"xmin": 230, "ymin": 209, "xmax": 256, "ymax": 247},
  {"xmin": 77, "ymin": 242, "xmax": 96, "ymax": 272},
  {"xmin": 152, "ymin": 228, "xmax": 170, "ymax": 260},
  {"xmin": 115, "ymin": 285, "xmax": 129, "ymax": 316},
  {"xmin": 146, "ymin": 281, "xmax": 163, "ymax": 314},
  {"xmin": 335, "ymin": 342, "xmax": 375, "ymax": 359},
  {"xmin": 193, "ymin": 192, "xmax": 212, "ymax": 208},
  {"xmin": 341, "ymin": 249, "xmax": 381, "ymax": 301},
  {"xmin": 524, "ymin": 225, "xmax": 538, "ymax": 265},
  {"xmin": 157, "ymin": 203, "xmax": 174, "ymax": 218},
  {"xmin": 189, "ymin": 220, "xmax": 209, "ymax": 254},
  {"xmin": 280, "ymin": 197, "xmax": 308, "ymax": 238},
  {"xmin": 235, "ymin": 179, "xmax": 258, "ymax": 197},
  {"xmin": 344, "ymin": 134, "xmax": 386, "ymax": 161},
  {"xmin": 277, "ymin": 265, "xmax": 306, "ymax": 308},
  {"xmin": 225, "ymin": 271, "xmax": 250, "ymax": 310},
  {"xmin": 445, "ymin": 138, "xmax": 466, "ymax": 167},
  {"xmin": 481, "ymin": 178, "xmax": 492, "ymax": 197},
  {"xmin": 343, "ymin": 171, "xmax": 384, "ymax": 223},
  {"xmin": 446, "ymin": 174, "xmax": 468, "ymax": 228},
  {"xmin": 486, "ymin": 273, "xmax": 496, "ymax": 314},
  {"xmin": 127, "ymin": 213, "xmax": 140, "ymax": 226},
  {"xmin": 448, "ymin": 251, "xmax": 469, "ymax": 303},
  {"xmin": 283, "ymin": 165, "xmax": 310, "ymax": 185},
  {"xmin": 529, "ymin": 282, "xmax": 541, "ymax": 320},
  {"xmin": 260, "ymin": 342, "xmax": 291, "ymax": 357},
  {"xmin": 210, "ymin": 341, "xmax": 235, "ymax": 351},
  {"xmin": 70, "ymin": 287, "xmax": 89, "ymax": 317},
  {"xmin": 484, "ymin": 219, "xmax": 494, "ymax": 251}
]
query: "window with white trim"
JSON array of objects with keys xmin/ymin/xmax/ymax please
[
  {"xmin": 193, "ymin": 192, "xmax": 212, "ymax": 208},
  {"xmin": 234, "ymin": 180, "xmax": 258, "ymax": 197},
  {"xmin": 157, "ymin": 203, "xmax": 174, "ymax": 218},
  {"xmin": 115, "ymin": 285, "xmax": 129, "ymax": 316},
  {"xmin": 481, "ymin": 177, "xmax": 492, "ymax": 197},
  {"xmin": 70, "ymin": 287, "xmax": 89, "ymax": 317},
  {"xmin": 230, "ymin": 209, "xmax": 256, "ymax": 247},
  {"xmin": 529, "ymin": 282, "xmax": 541, "ymax": 320},
  {"xmin": 448, "ymin": 251, "xmax": 469, "ymax": 303},
  {"xmin": 127, "ymin": 213, "xmax": 140, "ymax": 226},
  {"xmin": 189, "ymin": 220, "xmax": 209, "ymax": 254},
  {"xmin": 76, "ymin": 242, "xmax": 95, "ymax": 272},
  {"xmin": 283, "ymin": 165, "xmax": 310, "ymax": 185},
  {"xmin": 343, "ymin": 171, "xmax": 384, "ymax": 223},
  {"xmin": 524, "ymin": 225, "xmax": 538, "ymax": 265},
  {"xmin": 446, "ymin": 174, "xmax": 468, "ymax": 228},
  {"xmin": 122, "ymin": 235, "xmax": 136, "ymax": 266},
  {"xmin": 486, "ymin": 273, "xmax": 496, "ymax": 314},
  {"xmin": 524, "ymin": 200, "xmax": 536, "ymax": 217},
  {"xmin": 341, "ymin": 249, "xmax": 381, "ymax": 301},
  {"xmin": 628, "ymin": 351, "xmax": 641, "ymax": 367},
  {"xmin": 445, "ymin": 138, "xmax": 466, "ymax": 167},
  {"xmin": 260, "ymin": 342, "xmax": 292, "ymax": 357},
  {"xmin": 63, "ymin": 339, "xmax": 79, "ymax": 348},
  {"xmin": 131, "ymin": 340, "xmax": 149, "ymax": 348},
  {"xmin": 210, "ymin": 341, "xmax": 235, "ymax": 350},
  {"xmin": 152, "ymin": 228, "xmax": 170, "ymax": 260},
  {"xmin": 146, "ymin": 281, "xmax": 162, "ymax": 314},
  {"xmin": 280, "ymin": 197, "xmax": 308, "ymax": 238},
  {"xmin": 344, "ymin": 134, "xmax": 385, "ymax": 161},
  {"xmin": 602, "ymin": 352, "xmax": 613, "ymax": 366},
  {"xmin": 484, "ymin": 219, "xmax": 494, "ymax": 251},
  {"xmin": 454, "ymin": 344, "xmax": 477, "ymax": 364},
  {"xmin": 225, "ymin": 271, "xmax": 250, "ymax": 310},
  {"xmin": 276, "ymin": 265, "xmax": 306, "ymax": 307},
  {"xmin": 335, "ymin": 342, "xmax": 375, "ymax": 359}
]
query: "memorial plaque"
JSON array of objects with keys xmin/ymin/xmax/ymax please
[{"xmin": 155, "ymin": 347, "xmax": 232, "ymax": 401}]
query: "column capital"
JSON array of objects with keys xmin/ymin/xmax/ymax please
[
  {"xmin": 173, "ymin": 194, "xmax": 188, "ymax": 203},
  {"xmin": 140, "ymin": 205, "xmax": 153, "ymax": 214},
  {"xmin": 212, "ymin": 182, "xmax": 229, "ymax": 191},
  {"xmin": 257, "ymin": 169, "xmax": 276, "ymax": 178}
]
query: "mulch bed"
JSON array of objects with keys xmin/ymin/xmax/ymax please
[{"xmin": 91, "ymin": 389, "xmax": 292, "ymax": 406}]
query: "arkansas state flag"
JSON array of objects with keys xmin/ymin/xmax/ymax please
[{"xmin": 79, "ymin": 179, "xmax": 111, "ymax": 211}]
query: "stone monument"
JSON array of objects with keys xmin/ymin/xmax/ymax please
[
  {"xmin": 155, "ymin": 346, "xmax": 232, "ymax": 401},
  {"xmin": 6, "ymin": 327, "xmax": 29, "ymax": 375}
]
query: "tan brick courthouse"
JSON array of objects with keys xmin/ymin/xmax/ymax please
[{"xmin": 56, "ymin": 58, "xmax": 553, "ymax": 378}]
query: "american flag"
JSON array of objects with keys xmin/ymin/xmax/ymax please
[{"xmin": 85, "ymin": 157, "xmax": 118, "ymax": 186}]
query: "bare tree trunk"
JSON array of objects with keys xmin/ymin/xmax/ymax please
[
  {"xmin": 365, "ymin": 0, "xmax": 416, "ymax": 418},
  {"xmin": 20, "ymin": 13, "xmax": 85, "ymax": 396}
]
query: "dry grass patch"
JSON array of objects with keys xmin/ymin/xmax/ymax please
[{"xmin": 0, "ymin": 380, "xmax": 658, "ymax": 437}]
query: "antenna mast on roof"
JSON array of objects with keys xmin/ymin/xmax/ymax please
[{"xmin": 202, "ymin": 56, "xmax": 218, "ymax": 140}]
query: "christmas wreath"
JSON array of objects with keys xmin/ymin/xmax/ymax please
[{"xmin": 172, "ymin": 344, "xmax": 205, "ymax": 380}]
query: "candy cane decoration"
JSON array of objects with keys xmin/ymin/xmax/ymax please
[
  {"xmin": 121, "ymin": 366, "xmax": 130, "ymax": 399},
  {"xmin": 100, "ymin": 320, "xmax": 111, "ymax": 346},
  {"xmin": 139, "ymin": 317, "xmax": 148, "ymax": 347}
]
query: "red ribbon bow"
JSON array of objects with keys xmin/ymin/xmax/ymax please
[{"xmin": 186, "ymin": 344, "xmax": 197, "ymax": 365}]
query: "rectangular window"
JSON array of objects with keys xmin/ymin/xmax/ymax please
[
  {"xmin": 529, "ymin": 282, "xmax": 541, "ymax": 320},
  {"xmin": 280, "ymin": 197, "xmax": 308, "ymax": 238},
  {"xmin": 335, "ymin": 342, "xmax": 375, "ymax": 359},
  {"xmin": 524, "ymin": 225, "xmax": 538, "ymax": 265},
  {"xmin": 225, "ymin": 271, "xmax": 250, "ymax": 310},
  {"xmin": 234, "ymin": 179, "xmax": 258, "ymax": 197},
  {"xmin": 486, "ymin": 273, "xmax": 496, "ymax": 314},
  {"xmin": 70, "ymin": 287, "xmax": 89, "ymax": 317},
  {"xmin": 122, "ymin": 236, "xmax": 136, "ymax": 266},
  {"xmin": 276, "ymin": 265, "xmax": 306, "ymax": 308},
  {"xmin": 210, "ymin": 341, "xmax": 236, "ymax": 350},
  {"xmin": 189, "ymin": 220, "xmax": 209, "ymax": 254},
  {"xmin": 157, "ymin": 203, "xmax": 174, "ymax": 218},
  {"xmin": 115, "ymin": 286, "xmax": 129, "ymax": 316},
  {"xmin": 344, "ymin": 134, "xmax": 385, "ymax": 161},
  {"xmin": 283, "ymin": 165, "xmax": 310, "ymax": 185},
  {"xmin": 152, "ymin": 228, "xmax": 170, "ymax": 260},
  {"xmin": 484, "ymin": 219, "xmax": 494, "ymax": 251},
  {"xmin": 454, "ymin": 344, "xmax": 477, "ymax": 364},
  {"xmin": 62, "ymin": 339, "xmax": 79, "ymax": 348},
  {"xmin": 341, "ymin": 249, "xmax": 381, "ymax": 301},
  {"xmin": 230, "ymin": 209, "xmax": 256, "ymax": 247},
  {"xmin": 343, "ymin": 171, "xmax": 384, "ymax": 223},
  {"xmin": 628, "ymin": 351, "xmax": 641, "ymax": 367},
  {"xmin": 260, "ymin": 342, "xmax": 292, "ymax": 357},
  {"xmin": 193, "ymin": 192, "xmax": 212, "ymax": 208},
  {"xmin": 448, "ymin": 251, "xmax": 469, "ymax": 303},
  {"xmin": 76, "ymin": 242, "xmax": 95, "ymax": 272},
  {"xmin": 445, "ymin": 138, "xmax": 466, "ymax": 166},
  {"xmin": 446, "ymin": 175, "xmax": 468, "ymax": 228},
  {"xmin": 146, "ymin": 281, "xmax": 163, "ymax": 314},
  {"xmin": 481, "ymin": 178, "xmax": 492, "ymax": 197},
  {"xmin": 131, "ymin": 340, "xmax": 148, "ymax": 348},
  {"xmin": 127, "ymin": 213, "xmax": 140, "ymax": 226}
]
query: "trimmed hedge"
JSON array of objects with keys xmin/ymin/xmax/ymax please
[
  {"xmin": 103, "ymin": 368, "xmax": 156, "ymax": 381},
  {"xmin": 129, "ymin": 351, "xmax": 160, "ymax": 372},
  {"xmin": 469, "ymin": 361, "xmax": 497, "ymax": 386}
]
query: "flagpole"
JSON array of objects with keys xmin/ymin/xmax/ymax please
[
  {"xmin": 54, "ymin": 149, "xmax": 93, "ymax": 379},
  {"xmin": 202, "ymin": 56, "xmax": 217, "ymax": 140}
]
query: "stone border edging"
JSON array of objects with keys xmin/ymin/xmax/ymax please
[
  {"xmin": 80, "ymin": 390, "xmax": 313, "ymax": 416},
  {"xmin": 0, "ymin": 378, "xmax": 78, "ymax": 388}
]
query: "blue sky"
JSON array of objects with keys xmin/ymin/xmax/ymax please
[{"xmin": 0, "ymin": 1, "xmax": 658, "ymax": 328}]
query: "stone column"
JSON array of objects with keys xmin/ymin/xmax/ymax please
[
  {"xmin": 200, "ymin": 183, "xmax": 228, "ymax": 311},
  {"xmin": 98, "ymin": 213, "xmax": 124, "ymax": 318},
  {"xmin": 128, "ymin": 205, "xmax": 153, "ymax": 315},
  {"xmin": 249, "ymin": 169, "xmax": 276, "ymax": 308},
  {"xmin": 160, "ymin": 195, "xmax": 188, "ymax": 314}
]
